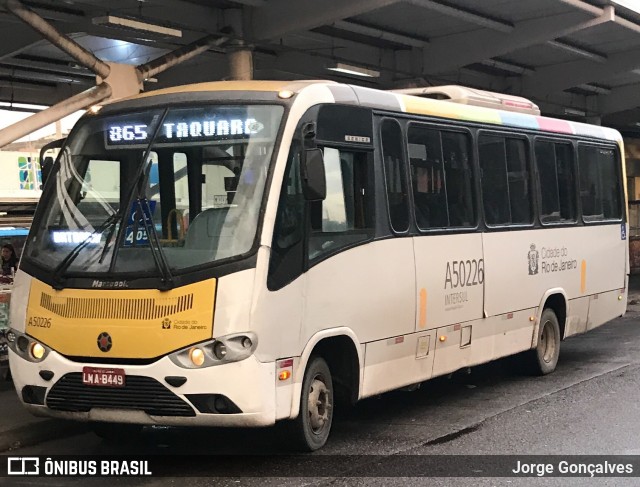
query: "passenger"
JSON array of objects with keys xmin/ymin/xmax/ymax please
[{"xmin": 1, "ymin": 244, "xmax": 18, "ymax": 277}]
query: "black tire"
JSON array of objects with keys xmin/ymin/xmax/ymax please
[
  {"xmin": 288, "ymin": 356, "xmax": 334, "ymax": 451},
  {"xmin": 526, "ymin": 308, "xmax": 561, "ymax": 376},
  {"xmin": 91, "ymin": 422, "xmax": 143, "ymax": 443}
]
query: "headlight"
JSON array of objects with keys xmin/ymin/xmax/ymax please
[
  {"xmin": 30, "ymin": 342, "xmax": 45, "ymax": 360},
  {"xmin": 189, "ymin": 347, "xmax": 205, "ymax": 367},
  {"xmin": 7, "ymin": 328, "xmax": 50, "ymax": 363},
  {"xmin": 169, "ymin": 332, "xmax": 257, "ymax": 369}
]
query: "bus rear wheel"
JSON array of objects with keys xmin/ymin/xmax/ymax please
[
  {"xmin": 288, "ymin": 356, "xmax": 334, "ymax": 451},
  {"xmin": 527, "ymin": 308, "xmax": 561, "ymax": 375}
]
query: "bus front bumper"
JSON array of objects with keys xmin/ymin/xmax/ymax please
[{"xmin": 9, "ymin": 349, "xmax": 277, "ymax": 427}]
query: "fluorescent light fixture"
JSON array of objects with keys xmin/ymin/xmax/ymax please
[
  {"xmin": 327, "ymin": 62, "xmax": 380, "ymax": 78},
  {"xmin": 0, "ymin": 101, "xmax": 47, "ymax": 111},
  {"xmin": 564, "ymin": 107, "xmax": 586, "ymax": 117},
  {"xmin": 93, "ymin": 16, "xmax": 182, "ymax": 38}
]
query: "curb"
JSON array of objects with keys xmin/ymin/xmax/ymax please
[{"xmin": 0, "ymin": 420, "xmax": 90, "ymax": 452}]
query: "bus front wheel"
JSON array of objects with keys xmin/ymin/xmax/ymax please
[
  {"xmin": 527, "ymin": 308, "xmax": 561, "ymax": 375},
  {"xmin": 289, "ymin": 356, "xmax": 334, "ymax": 451}
]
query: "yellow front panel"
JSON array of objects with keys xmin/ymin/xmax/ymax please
[{"xmin": 25, "ymin": 278, "xmax": 217, "ymax": 359}]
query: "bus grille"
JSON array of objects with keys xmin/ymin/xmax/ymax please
[
  {"xmin": 46, "ymin": 373, "xmax": 196, "ymax": 417},
  {"xmin": 40, "ymin": 293, "xmax": 194, "ymax": 320}
]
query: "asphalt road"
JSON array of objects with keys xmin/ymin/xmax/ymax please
[{"xmin": 5, "ymin": 302, "xmax": 640, "ymax": 486}]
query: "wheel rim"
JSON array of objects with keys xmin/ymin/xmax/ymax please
[
  {"xmin": 307, "ymin": 376, "xmax": 331, "ymax": 434},
  {"xmin": 540, "ymin": 320, "xmax": 556, "ymax": 363}
]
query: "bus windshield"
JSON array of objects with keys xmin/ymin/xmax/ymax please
[{"xmin": 24, "ymin": 104, "xmax": 284, "ymax": 280}]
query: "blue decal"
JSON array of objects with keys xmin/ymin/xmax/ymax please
[
  {"xmin": 124, "ymin": 200, "xmax": 157, "ymax": 246},
  {"xmin": 621, "ymin": 223, "xmax": 627, "ymax": 241}
]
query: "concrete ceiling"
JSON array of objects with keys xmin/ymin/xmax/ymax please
[{"xmin": 2, "ymin": 0, "xmax": 640, "ymax": 135}]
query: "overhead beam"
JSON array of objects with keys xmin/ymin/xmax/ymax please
[
  {"xmin": 522, "ymin": 47, "xmax": 640, "ymax": 97},
  {"xmin": 405, "ymin": 0, "xmax": 513, "ymax": 33},
  {"xmin": 0, "ymin": 65, "xmax": 90, "ymax": 84},
  {"xmin": 331, "ymin": 20, "xmax": 429, "ymax": 47},
  {"xmin": 599, "ymin": 83, "xmax": 640, "ymax": 115},
  {"xmin": 5, "ymin": 0, "xmax": 111, "ymax": 78},
  {"xmin": 421, "ymin": 9, "xmax": 613, "ymax": 75},
  {"xmin": 0, "ymin": 57, "xmax": 93, "ymax": 77},
  {"xmin": 250, "ymin": 0, "xmax": 401, "ymax": 41},
  {"xmin": 546, "ymin": 40, "xmax": 607, "ymax": 62}
]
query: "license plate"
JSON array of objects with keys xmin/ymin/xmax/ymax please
[{"xmin": 82, "ymin": 366, "xmax": 125, "ymax": 387}]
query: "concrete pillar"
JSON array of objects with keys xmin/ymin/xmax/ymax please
[
  {"xmin": 228, "ymin": 47, "xmax": 253, "ymax": 80},
  {"xmin": 224, "ymin": 8, "xmax": 253, "ymax": 80},
  {"xmin": 586, "ymin": 116, "xmax": 602, "ymax": 125}
]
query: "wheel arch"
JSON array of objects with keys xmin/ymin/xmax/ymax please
[
  {"xmin": 532, "ymin": 288, "xmax": 568, "ymax": 347},
  {"xmin": 289, "ymin": 327, "xmax": 363, "ymax": 419}
]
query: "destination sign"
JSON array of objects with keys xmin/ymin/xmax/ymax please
[{"xmin": 106, "ymin": 116, "xmax": 265, "ymax": 146}]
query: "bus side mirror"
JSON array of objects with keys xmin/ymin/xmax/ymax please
[
  {"xmin": 301, "ymin": 148, "xmax": 326, "ymax": 201},
  {"xmin": 41, "ymin": 156, "xmax": 55, "ymax": 186}
]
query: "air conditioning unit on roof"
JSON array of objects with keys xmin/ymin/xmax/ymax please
[{"xmin": 391, "ymin": 85, "xmax": 540, "ymax": 116}]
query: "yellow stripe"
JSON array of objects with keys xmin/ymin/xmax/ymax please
[
  {"xmin": 419, "ymin": 288, "xmax": 427, "ymax": 329},
  {"xmin": 26, "ymin": 278, "xmax": 216, "ymax": 359},
  {"xmin": 581, "ymin": 260, "xmax": 587, "ymax": 294}
]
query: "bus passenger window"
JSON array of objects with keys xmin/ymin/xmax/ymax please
[
  {"xmin": 408, "ymin": 125, "xmax": 475, "ymax": 229},
  {"xmin": 442, "ymin": 131, "xmax": 475, "ymax": 227},
  {"xmin": 479, "ymin": 134, "xmax": 532, "ymax": 226},
  {"xmin": 535, "ymin": 140, "xmax": 576, "ymax": 223},
  {"xmin": 308, "ymin": 148, "xmax": 373, "ymax": 261},
  {"xmin": 408, "ymin": 126, "xmax": 448, "ymax": 229},
  {"xmin": 578, "ymin": 145, "xmax": 622, "ymax": 221},
  {"xmin": 380, "ymin": 119, "xmax": 409, "ymax": 232}
]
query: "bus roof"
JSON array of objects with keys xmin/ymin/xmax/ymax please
[{"xmin": 110, "ymin": 80, "xmax": 621, "ymax": 143}]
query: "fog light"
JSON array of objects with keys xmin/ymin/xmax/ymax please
[
  {"xmin": 189, "ymin": 347, "xmax": 205, "ymax": 367},
  {"xmin": 6, "ymin": 330, "xmax": 16, "ymax": 342},
  {"xmin": 242, "ymin": 337, "xmax": 252, "ymax": 349},
  {"xmin": 214, "ymin": 396, "xmax": 228, "ymax": 412},
  {"xmin": 213, "ymin": 342, "xmax": 227, "ymax": 360},
  {"xmin": 30, "ymin": 342, "xmax": 45, "ymax": 360},
  {"xmin": 17, "ymin": 336, "xmax": 28, "ymax": 352}
]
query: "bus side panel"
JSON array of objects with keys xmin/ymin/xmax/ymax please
[
  {"xmin": 586, "ymin": 289, "xmax": 626, "ymax": 332},
  {"xmin": 483, "ymin": 225, "xmax": 626, "ymax": 319},
  {"xmin": 564, "ymin": 296, "xmax": 590, "ymax": 338},
  {"xmin": 412, "ymin": 233, "xmax": 486, "ymax": 376},
  {"xmin": 412, "ymin": 233, "xmax": 484, "ymax": 331},
  {"xmin": 362, "ymin": 332, "xmax": 435, "ymax": 397},
  {"xmin": 302, "ymin": 239, "xmax": 415, "ymax": 349}
]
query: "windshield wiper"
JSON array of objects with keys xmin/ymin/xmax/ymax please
[
  {"xmin": 51, "ymin": 210, "xmax": 122, "ymax": 289},
  {"xmin": 133, "ymin": 197, "xmax": 174, "ymax": 289},
  {"xmin": 106, "ymin": 110, "xmax": 175, "ymax": 289}
]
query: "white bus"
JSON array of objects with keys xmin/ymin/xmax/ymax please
[{"xmin": 7, "ymin": 81, "xmax": 628, "ymax": 451}]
